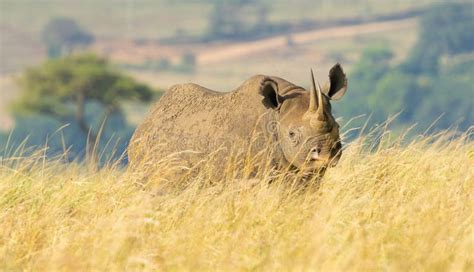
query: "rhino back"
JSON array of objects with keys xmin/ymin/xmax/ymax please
[{"xmin": 129, "ymin": 76, "xmax": 270, "ymax": 164}]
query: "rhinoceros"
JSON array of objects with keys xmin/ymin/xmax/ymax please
[{"xmin": 128, "ymin": 64, "xmax": 348, "ymax": 178}]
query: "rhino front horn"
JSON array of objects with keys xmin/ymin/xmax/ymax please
[{"xmin": 308, "ymin": 69, "xmax": 325, "ymax": 121}]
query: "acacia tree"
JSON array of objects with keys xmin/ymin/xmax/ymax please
[{"xmin": 13, "ymin": 53, "xmax": 154, "ymax": 155}]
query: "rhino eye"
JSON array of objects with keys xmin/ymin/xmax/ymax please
[{"xmin": 287, "ymin": 129, "xmax": 300, "ymax": 145}]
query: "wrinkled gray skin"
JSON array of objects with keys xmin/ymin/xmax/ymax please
[{"xmin": 129, "ymin": 64, "xmax": 348, "ymax": 178}]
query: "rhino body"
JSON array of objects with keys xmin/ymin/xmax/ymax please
[
  {"xmin": 129, "ymin": 75, "xmax": 289, "ymax": 167},
  {"xmin": 129, "ymin": 64, "xmax": 348, "ymax": 177}
]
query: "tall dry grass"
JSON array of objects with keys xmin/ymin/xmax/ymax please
[{"xmin": 0, "ymin": 128, "xmax": 473, "ymax": 271}]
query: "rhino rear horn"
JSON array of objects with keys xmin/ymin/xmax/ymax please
[
  {"xmin": 260, "ymin": 77, "xmax": 282, "ymax": 110},
  {"xmin": 325, "ymin": 63, "xmax": 348, "ymax": 100}
]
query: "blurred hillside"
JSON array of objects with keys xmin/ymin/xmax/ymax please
[
  {"xmin": 1, "ymin": 0, "xmax": 437, "ymax": 74},
  {"xmin": 0, "ymin": 0, "xmax": 434, "ymax": 115}
]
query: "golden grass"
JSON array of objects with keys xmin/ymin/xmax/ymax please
[{"xmin": 0, "ymin": 129, "xmax": 473, "ymax": 271}]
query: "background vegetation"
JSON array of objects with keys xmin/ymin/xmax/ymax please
[
  {"xmin": 3, "ymin": 54, "xmax": 159, "ymax": 162},
  {"xmin": 340, "ymin": 4, "xmax": 473, "ymax": 133},
  {"xmin": 1, "ymin": 2, "xmax": 472, "ymax": 160}
]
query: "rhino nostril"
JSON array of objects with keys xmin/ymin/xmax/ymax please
[{"xmin": 310, "ymin": 147, "xmax": 321, "ymax": 161}]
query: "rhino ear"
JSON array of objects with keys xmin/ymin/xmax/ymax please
[
  {"xmin": 260, "ymin": 77, "xmax": 282, "ymax": 110},
  {"xmin": 325, "ymin": 63, "xmax": 348, "ymax": 100}
]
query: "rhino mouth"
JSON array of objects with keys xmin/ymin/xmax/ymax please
[{"xmin": 300, "ymin": 166, "xmax": 327, "ymax": 180}]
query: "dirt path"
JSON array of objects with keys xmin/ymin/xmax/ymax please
[{"xmin": 197, "ymin": 18, "xmax": 417, "ymax": 65}]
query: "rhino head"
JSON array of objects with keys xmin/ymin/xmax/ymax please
[{"xmin": 260, "ymin": 64, "xmax": 348, "ymax": 173}]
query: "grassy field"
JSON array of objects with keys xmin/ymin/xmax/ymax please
[{"xmin": 1, "ymin": 128, "xmax": 472, "ymax": 271}]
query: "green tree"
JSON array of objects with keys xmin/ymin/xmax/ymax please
[
  {"xmin": 415, "ymin": 60, "xmax": 474, "ymax": 130},
  {"xmin": 337, "ymin": 44, "xmax": 393, "ymax": 120},
  {"xmin": 369, "ymin": 70, "xmax": 418, "ymax": 123},
  {"xmin": 403, "ymin": 3, "xmax": 474, "ymax": 74},
  {"xmin": 42, "ymin": 17, "xmax": 94, "ymax": 58},
  {"xmin": 340, "ymin": 3, "xmax": 474, "ymax": 134},
  {"xmin": 13, "ymin": 53, "xmax": 154, "ymax": 155}
]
